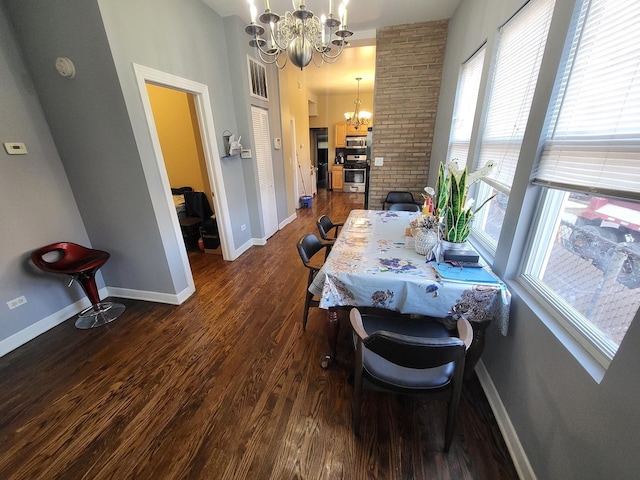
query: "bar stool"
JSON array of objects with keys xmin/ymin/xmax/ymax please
[{"xmin": 31, "ymin": 242, "xmax": 125, "ymax": 329}]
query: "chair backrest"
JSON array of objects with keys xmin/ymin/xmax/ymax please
[
  {"xmin": 388, "ymin": 202, "xmax": 420, "ymax": 212},
  {"xmin": 184, "ymin": 191, "xmax": 213, "ymax": 220},
  {"xmin": 296, "ymin": 233, "xmax": 329, "ymax": 268},
  {"xmin": 317, "ymin": 215, "xmax": 336, "ymax": 240},
  {"xmin": 364, "ymin": 332, "xmax": 465, "ymax": 369},
  {"xmin": 385, "ymin": 191, "xmax": 415, "ymax": 205},
  {"xmin": 171, "ymin": 186, "xmax": 193, "ymax": 195}
]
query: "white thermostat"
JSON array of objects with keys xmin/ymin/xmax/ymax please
[
  {"xmin": 3, "ymin": 142, "xmax": 27, "ymax": 155},
  {"xmin": 273, "ymin": 137, "xmax": 282, "ymax": 150}
]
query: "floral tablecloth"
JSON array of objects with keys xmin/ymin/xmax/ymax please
[{"xmin": 309, "ymin": 209, "xmax": 510, "ymax": 335}]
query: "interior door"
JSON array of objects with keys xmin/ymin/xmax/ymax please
[{"xmin": 252, "ymin": 106, "xmax": 279, "ymax": 239}]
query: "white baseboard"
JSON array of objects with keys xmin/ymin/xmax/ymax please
[
  {"xmin": 280, "ymin": 212, "xmax": 297, "ymax": 230},
  {"xmin": 107, "ymin": 286, "xmax": 188, "ymax": 305},
  {"xmin": 475, "ymin": 361, "xmax": 536, "ymax": 480},
  {"xmin": 0, "ymin": 293, "xmax": 94, "ymax": 357},
  {"xmin": 0, "ymin": 285, "xmax": 193, "ymax": 358}
]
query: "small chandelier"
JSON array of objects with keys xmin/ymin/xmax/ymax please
[
  {"xmin": 345, "ymin": 77, "xmax": 371, "ymax": 130},
  {"xmin": 245, "ymin": 1, "xmax": 353, "ymax": 70}
]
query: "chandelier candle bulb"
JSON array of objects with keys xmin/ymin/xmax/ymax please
[{"xmin": 264, "ymin": 0, "xmax": 270, "ymax": 10}]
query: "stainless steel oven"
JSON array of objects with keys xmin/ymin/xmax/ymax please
[
  {"xmin": 343, "ymin": 168, "xmax": 366, "ymax": 192},
  {"xmin": 344, "ymin": 155, "xmax": 367, "ymax": 193}
]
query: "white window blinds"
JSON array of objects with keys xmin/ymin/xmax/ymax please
[
  {"xmin": 447, "ymin": 45, "xmax": 486, "ymax": 166},
  {"xmin": 533, "ymin": 0, "xmax": 640, "ymax": 199},
  {"xmin": 476, "ymin": 0, "xmax": 556, "ymax": 193}
]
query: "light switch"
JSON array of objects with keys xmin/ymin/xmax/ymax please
[
  {"xmin": 3, "ymin": 142, "xmax": 27, "ymax": 155},
  {"xmin": 374, "ymin": 157, "xmax": 384, "ymax": 166}
]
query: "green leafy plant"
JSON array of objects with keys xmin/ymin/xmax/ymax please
[{"xmin": 433, "ymin": 160, "xmax": 496, "ymax": 243}]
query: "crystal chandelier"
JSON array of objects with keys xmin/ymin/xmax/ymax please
[
  {"xmin": 245, "ymin": 1, "xmax": 353, "ymax": 70},
  {"xmin": 344, "ymin": 77, "xmax": 371, "ymax": 130}
]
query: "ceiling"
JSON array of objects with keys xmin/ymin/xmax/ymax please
[{"xmin": 202, "ymin": 0, "xmax": 461, "ymax": 96}]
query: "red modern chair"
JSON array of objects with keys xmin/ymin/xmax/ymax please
[{"xmin": 31, "ymin": 242, "xmax": 125, "ymax": 329}]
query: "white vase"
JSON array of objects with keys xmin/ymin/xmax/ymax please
[
  {"xmin": 441, "ymin": 239, "xmax": 469, "ymax": 252},
  {"xmin": 413, "ymin": 228, "xmax": 438, "ymax": 256}
]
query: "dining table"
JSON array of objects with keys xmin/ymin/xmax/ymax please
[{"xmin": 309, "ymin": 209, "xmax": 511, "ymax": 372}]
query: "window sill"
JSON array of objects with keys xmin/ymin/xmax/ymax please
[{"xmin": 508, "ymin": 276, "xmax": 607, "ymax": 384}]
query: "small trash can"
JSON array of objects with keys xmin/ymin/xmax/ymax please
[{"xmin": 300, "ymin": 195, "xmax": 312, "ymax": 208}]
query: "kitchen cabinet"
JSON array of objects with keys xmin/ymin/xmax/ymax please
[
  {"xmin": 337, "ymin": 121, "xmax": 369, "ymax": 147},
  {"xmin": 335, "ymin": 122, "xmax": 346, "ymax": 148},
  {"xmin": 331, "ymin": 165, "xmax": 344, "ymax": 190},
  {"xmin": 346, "ymin": 123, "xmax": 367, "ymax": 135}
]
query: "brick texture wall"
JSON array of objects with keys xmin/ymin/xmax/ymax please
[{"xmin": 370, "ymin": 20, "xmax": 448, "ymax": 209}]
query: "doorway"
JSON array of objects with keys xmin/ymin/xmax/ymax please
[
  {"xmin": 133, "ymin": 64, "xmax": 237, "ymax": 301},
  {"xmin": 310, "ymin": 128, "xmax": 329, "ymax": 190},
  {"xmin": 146, "ymin": 84, "xmax": 218, "ymax": 254},
  {"xmin": 252, "ymin": 106, "xmax": 278, "ymax": 239}
]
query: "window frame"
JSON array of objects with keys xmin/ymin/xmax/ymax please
[
  {"xmin": 446, "ymin": 44, "xmax": 487, "ymax": 166},
  {"xmin": 247, "ymin": 55, "xmax": 268, "ymax": 101},
  {"xmin": 519, "ymin": 0, "xmax": 640, "ymax": 368},
  {"xmin": 470, "ymin": 0, "xmax": 557, "ymax": 249}
]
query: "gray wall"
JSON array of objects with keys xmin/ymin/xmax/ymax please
[
  {"xmin": 0, "ymin": 3, "xmax": 94, "ymax": 340},
  {"xmin": 1, "ymin": 0, "xmax": 289, "ymax": 351},
  {"xmin": 432, "ymin": 0, "xmax": 640, "ymax": 478},
  {"xmin": 223, "ymin": 15, "xmax": 288, "ymax": 238}
]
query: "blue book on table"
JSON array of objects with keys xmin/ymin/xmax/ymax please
[{"xmin": 432, "ymin": 262, "xmax": 501, "ymax": 284}]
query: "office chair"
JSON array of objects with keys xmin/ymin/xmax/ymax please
[
  {"xmin": 180, "ymin": 191, "xmax": 214, "ymax": 250},
  {"xmin": 296, "ymin": 233, "xmax": 332, "ymax": 331},
  {"xmin": 349, "ymin": 307, "xmax": 472, "ymax": 451}
]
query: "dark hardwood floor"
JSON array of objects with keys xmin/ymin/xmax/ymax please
[{"xmin": 0, "ymin": 190, "xmax": 519, "ymax": 479}]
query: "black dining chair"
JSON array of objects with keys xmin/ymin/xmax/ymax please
[
  {"xmin": 382, "ymin": 191, "xmax": 417, "ymax": 209},
  {"xmin": 296, "ymin": 233, "xmax": 333, "ymax": 331},
  {"xmin": 388, "ymin": 202, "xmax": 421, "ymax": 212},
  {"xmin": 349, "ymin": 307, "xmax": 473, "ymax": 451},
  {"xmin": 317, "ymin": 215, "xmax": 344, "ymax": 244}
]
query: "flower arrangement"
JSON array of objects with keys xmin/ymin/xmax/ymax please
[
  {"xmin": 409, "ymin": 211, "xmax": 439, "ymax": 232},
  {"xmin": 428, "ymin": 160, "xmax": 496, "ymax": 243}
]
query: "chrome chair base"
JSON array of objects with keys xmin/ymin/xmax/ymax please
[{"xmin": 75, "ymin": 302, "xmax": 126, "ymax": 329}]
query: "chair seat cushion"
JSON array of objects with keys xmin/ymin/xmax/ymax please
[{"xmin": 363, "ymin": 349, "xmax": 454, "ymax": 390}]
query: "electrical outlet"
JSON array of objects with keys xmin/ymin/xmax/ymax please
[
  {"xmin": 241, "ymin": 224, "xmax": 246, "ymax": 231},
  {"xmin": 7, "ymin": 295, "xmax": 27, "ymax": 310}
]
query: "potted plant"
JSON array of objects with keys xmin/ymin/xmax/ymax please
[{"xmin": 431, "ymin": 160, "xmax": 496, "ymax": 247}]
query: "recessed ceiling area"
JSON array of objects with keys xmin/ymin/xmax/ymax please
[{"xmin": 202, "ymin": 0, "xmax": 461, "ymax": 96}]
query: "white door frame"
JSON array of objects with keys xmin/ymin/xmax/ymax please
[
  {"xmin": 133, "ymin": 64, "xmax": 235, "ymax": 269},
  {"xmin": 291, "ymin": 117, "xmax": 300, "ymax": 207}
]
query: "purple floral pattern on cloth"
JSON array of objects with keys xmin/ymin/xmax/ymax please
[
  {"xmin": 371, "ymin": 290, "xmax": 395, "ymax": 309},
  {"xmin": 377, "ymin": 257, "xmax": 418, "ymax": 273}
]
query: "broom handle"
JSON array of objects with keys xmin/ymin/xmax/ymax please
[{"xmin": 297, "ymin": 162, "xmax": 307, "ymax": 195}]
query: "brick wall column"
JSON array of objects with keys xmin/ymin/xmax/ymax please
[{"xmin": 370, "ymin": 20, "xmax": 448, "ymax": 209}]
